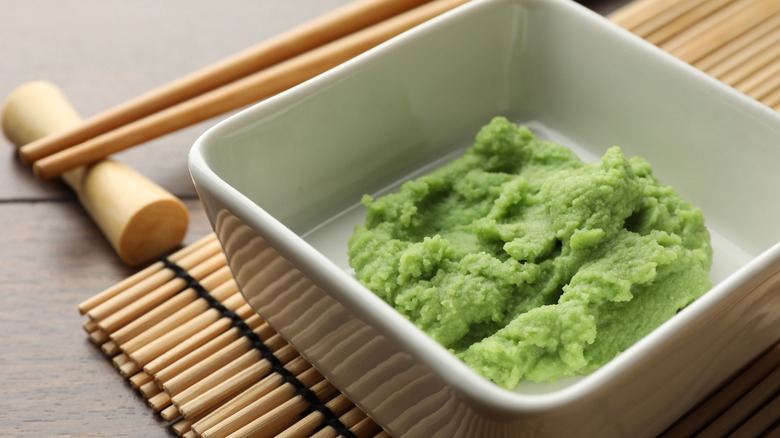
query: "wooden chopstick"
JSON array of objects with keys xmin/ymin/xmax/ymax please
[
  {"xmin": 18, "ymin": 0, "xmax": 433, "ymax": 165},
  {"xmin": 26, "ymin": 0, "xmax": 468, "ymax": 180}
]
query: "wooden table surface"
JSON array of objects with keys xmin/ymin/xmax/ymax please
[{"xmin": 0, "ymin": 1, "xmax": 626, "ymax": 436}]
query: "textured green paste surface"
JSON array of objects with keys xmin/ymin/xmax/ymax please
[{"xmin": 348, "ymin": 117, "xmax": 712, "ymax": 388}]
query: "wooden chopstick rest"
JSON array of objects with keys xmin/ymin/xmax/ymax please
[{"xmin": 1, "ymin": 81, "xmax": 189, "ymax": 266}]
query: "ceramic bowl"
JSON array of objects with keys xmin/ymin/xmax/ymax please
[{"xmin": 189, "ymin": 0, "xmax": 780, "ymax": 435}]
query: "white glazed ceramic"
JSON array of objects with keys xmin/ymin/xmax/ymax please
[{"xmin": 189, "ymin": 0, "xmax": 780, "ymax": 436}]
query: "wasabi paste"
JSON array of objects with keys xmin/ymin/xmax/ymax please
[{"xmin": 348, "ymin": 117, "xmax": 712, "ymax": 389}]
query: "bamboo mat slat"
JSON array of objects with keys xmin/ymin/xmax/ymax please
[{"xmin": 80, "ymin": 0, "xmax": 780, "ymax": 436}]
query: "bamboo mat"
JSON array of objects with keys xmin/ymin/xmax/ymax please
[{"xmin": 80, "ymin": 0, "xmax": 780, "ymax": 436}]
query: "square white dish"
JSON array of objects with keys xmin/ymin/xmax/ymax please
[{"xmin": 189, "ymin": 0, "xmax": 780, "ymax": 436}]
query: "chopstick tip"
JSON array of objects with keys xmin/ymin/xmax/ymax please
[{"xmin": 32, "ymin": 157, "xmax": 59, "ymax": 181}]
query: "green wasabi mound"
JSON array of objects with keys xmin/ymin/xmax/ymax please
[{"xmin": 347, "ymin": 117, "xmax": 712, "ymax": 389}]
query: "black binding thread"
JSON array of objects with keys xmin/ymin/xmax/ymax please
[{"xmin": 160, "ymin": 257, "xmax": 357, "ymax": 438}]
